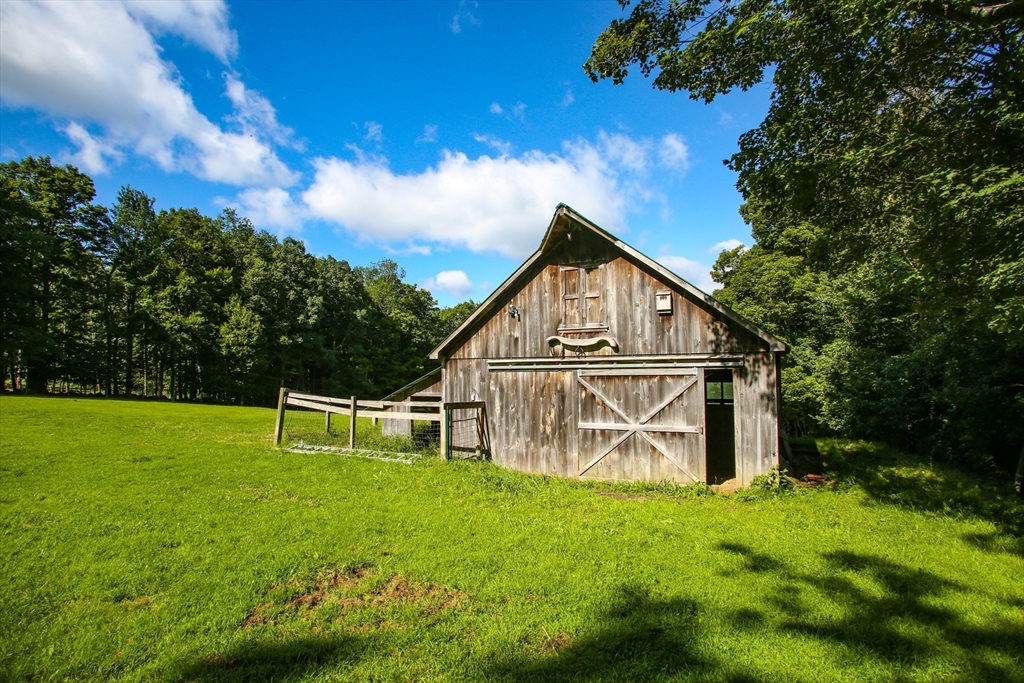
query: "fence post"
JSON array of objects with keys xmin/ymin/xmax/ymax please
[
  {"xmin": 274, "ymin": 387, "xmax": 289, "ymax": 445},
  {"xmin": 349, "ymin": 396, "xmax": 357, "ymax": 449},
  {"xmin": 439, "ymin": 403, "xmax": 449, "ymax": 460},
  {"xmin": 325, "ymin": 409, "xmax": 331, "ymax": 434},
  {"xmin": 475, "ymin": 405, "xmax": 483, "ymax": 459}
]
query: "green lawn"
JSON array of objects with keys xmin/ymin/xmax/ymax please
[{"xmin": 1, "ymin": 395, "xmax": 1021, "ymax": 682}]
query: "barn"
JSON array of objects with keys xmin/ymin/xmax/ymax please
[{"xmin": 429, "ymin": 204, "xmax": 785, "ymax": 487}]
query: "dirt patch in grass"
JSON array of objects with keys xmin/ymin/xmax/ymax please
[
  {"xmin": 538, "ymin": 629, "xmax": 573, "ymax": 655},
  {"xmin": 596, "ymin": 491, "xmax": 647, "ymax": 501},
  {"xmin": 244, "ymin": 565, "xmax": 467, "ymax": 630}
]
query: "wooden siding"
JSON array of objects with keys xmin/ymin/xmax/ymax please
[
  {"xmin": 441, "ymin": 236, "xmax": 779, "ymax": 486},
  {"xmin": 450, "ymin": 256, "xmax": 764, "ymax": 361},
  {"xmin": 732, "ymin": 352, "xmax": 779, "ymax": 485}
]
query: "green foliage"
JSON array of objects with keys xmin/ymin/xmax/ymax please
[
  {"xmin": 736, "ymin": 465, "xmax": 798, "ymax": 500},
  {"xmin": 818, "ymin": 438, "xmax": 1024, "ymax": 539},
  {"xmin": 2, "ymin": 396, "xmax": 1022, "ymax": 681},
  {"xmin": 0, "ymin": 156, "xmax": 109, "ymax": 392},
  {"xmin": 434, "ymin": 299, "xmax": 478, "ymax": 340},
  {"xmin": 588, "ymin": 1, "xmax": 1024, "ymax": 472},
  {"xmin": 0, "ymin": 158, "xmax": 475, "ymax": 404},
  {"xmin": 355, "ymin": 259, "xmax": 444, "ymax": 391}
]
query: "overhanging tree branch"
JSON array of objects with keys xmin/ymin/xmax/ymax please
[{"xmin": 914, "ymin": 1, "xmax": 1024, "ymax": 24}]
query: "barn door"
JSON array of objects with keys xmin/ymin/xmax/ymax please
[{"xmin": 576, "ymin": 369, "xmax": 705, "ymax": 483}]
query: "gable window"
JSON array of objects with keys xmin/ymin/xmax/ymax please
[{"xmin": 559, "ymin": 266, "xmax": 606, "ymax": 332}]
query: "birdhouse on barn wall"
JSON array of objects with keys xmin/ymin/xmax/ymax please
[{"xmin": 655, "ymin": 290, "xmax": 673, "ymax": 315}]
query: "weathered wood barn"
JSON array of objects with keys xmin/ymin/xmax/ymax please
[{"xmin": 429, "ymin": 204, "xmax": 785, "ymax": 486}]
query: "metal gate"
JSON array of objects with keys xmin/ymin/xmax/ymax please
[{"xmin": 576, "ymin": 368, "xmax": 705, "ymax": 483}]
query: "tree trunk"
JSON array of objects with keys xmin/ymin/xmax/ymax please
[
  {"xmin": 142, "ymin": 338, "xmax": 147, "ymax": 397},
  {"xmin": 124, "ymin": 291, "xmax": 135, "ymax": 396},
  {"xmin": 112, "ymin": 336, "xmax": 120, "ymax": 396},
  {"xmin": 27, "ymin": 277, "xmax": 52, "ymax": 394},
  {"xmin": 125, "ymin": 331, "xmax": 133, "ymax": 396},
  {"xmin": 1015, "ymin": 444, "xmax": 1023, "ymax": 496}
]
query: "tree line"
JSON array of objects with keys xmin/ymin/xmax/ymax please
[
  {"xmin": 0, "ymin": 156, "xmax": 476, "ymax": 406},
  {"xmin": 588, "ymin": 0, "xmax": 1023, "ymax": 474}
]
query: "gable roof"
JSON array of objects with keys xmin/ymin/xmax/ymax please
[
  {"xmin": 430, "ymin": 204, "xmax": 786, "ymax": 359},
  {"xmin": 381, "ymin": 367, "xmax": 442, "ymax": 401}
]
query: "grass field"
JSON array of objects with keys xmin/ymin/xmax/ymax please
[{"xmin": 1, "ymin": 395, "xmax": 1022, "ymax": 682}]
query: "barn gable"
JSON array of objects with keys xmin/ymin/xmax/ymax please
[
  {"xmin": 431, "ymin": 204, "xmax": 784, "ymax": 361},
  {"xmin": 432, "ymin": 204, "xmax": 784, "ymax": 487}
]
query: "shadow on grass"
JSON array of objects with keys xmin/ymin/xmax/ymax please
[
  {"xmin": 818, "ymin": 440, "xmax": 1024, "ymax": 543},
  {"xmin": 179, "ymin": 544, "xmax": 1022, "ymax": 682},
  {"xmin": 484, "ymin": 584, "xmax": 762, "ymax": 682},
  {"xmin": 718, "ymin": 542, "xmax": 1023, "ymax": 683},
  {"xmin": 175, "ymin": 635, "xmax": 368, "ymax": 682}
]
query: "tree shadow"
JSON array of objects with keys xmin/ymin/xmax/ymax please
[
  {"xmin": 818, "ymin": 440, "xmax": 1024, "ymax": 541},
  {"xmin": 484, "ymin": 583, "xmax": 766, "ymax": 682},
  {"xmin": 718, "ymin": 541, "xmax": 784, "ymax": 573},
  {"xmin": 960, "ymin": 530, "xmax": 1024, "ymax": 558},
  {"xmin": 715, "ymin": 542, "xmax": 1024, "ymax": 682},
  {"xmin": 175, "ymin": 635, "xmax": 369, "ymax": 682}
]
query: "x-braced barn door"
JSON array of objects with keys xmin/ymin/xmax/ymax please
[{"xmin": 576, "ymin": 369, "xmax": 705, "ymax": 484}]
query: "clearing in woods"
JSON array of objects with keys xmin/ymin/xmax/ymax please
[{"xmin": 0, "ymin": 395, "xmax": 1022, "ymax": 681}]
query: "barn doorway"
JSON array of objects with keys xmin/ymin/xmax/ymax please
[{"xmin": 704, "ymin": 369, "xmax": 736, "ymax": 484}]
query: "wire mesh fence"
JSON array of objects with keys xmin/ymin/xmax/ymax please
[
  {"xmin": 446, "ymin": 405, "xmax": 489, "ymax": 460},
  {"xmin": 279, "ymin": 402, "xmax": 440, "ymax": 456},
  {"xmin": 273, "ymin": 390, "xmax": 487, "ymax": 462}
]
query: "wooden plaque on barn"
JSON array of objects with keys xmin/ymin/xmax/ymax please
[{"xmin": 429, "ymin": 204, "xmax": 786, "ymax": 487}]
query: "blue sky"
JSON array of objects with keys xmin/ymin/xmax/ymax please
[{"xmin": 0, "ymin": 0, "xmax": 770, "ymax": 306}]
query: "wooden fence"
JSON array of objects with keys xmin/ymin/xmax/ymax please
[{"xmin": 273, "ymin": 388, "xmax": 487, "ymax": 459}]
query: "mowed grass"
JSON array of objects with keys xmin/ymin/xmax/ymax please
[{"xmin": 1, "ymin": 396, "xmax": 1022, "ymax": 682}]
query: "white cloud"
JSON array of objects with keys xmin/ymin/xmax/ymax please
[
  {"xmin": 232, "ymin": 187, "xmax": 306, "ymax": 230},
  {"xmin": 599, "ymin": 131, "xmax": 649, "ymax": 173},
  {"xmin": 561, "ymin": 88, "xmax": 575, "ymax": 108},
  {"xmin": 708, "ymin": 238, "xmax": 744, "ymax": 254},
  {"xmin": 417, "ymin": 124, "xmax": 438, "ymax": 143},
  {"xmin": 224, "ymin": 74, "xmax": 298, "ymax": 148},
  {"xmin": 472, "ymin": 133, "xmax": 512, "ymax": 155},
  {"xmin": 423, "ymin": 270, "xmax": 474, "ymax": 298},
  {"xmin": 586, "ymin": 131, "xmax": 690, "ymax": 177},
  {"xmin": 450, "ymin": 1, "xmax": 479, "ymax": 34},
  {"xmin": 490, "ymin": 101, "xmax": 526, "ymax": 121},
  {"xmin": 301, "ymin": 129, "xmax": 695, "ymax": 258},
  {"xmin": 63, "ymin": 122, "xmax": 122, "ymax": 174},
  {"xmin": 364, "ymin": 121, "xmax": 383, "ymax": 143},
  {"xmin": 0, "ymin": 0, "xmax": 296, "ymax": 187},
  {"xmin": 657, "ymin": 255, "xmax": 715, "ymax": 294},
  {"xmin": 659, "ymin": 133, "xmax": 690, "ymax": 172},
  {"xmin": 385, "ymin": 243, "xmax": 433, "ymax": 256},
  {"xmin": 123, "ymin": 0, "xmax": 237, "ymax": 62},
  {"xmin": 303, "ymin": 139, "xmax": 635, "ymax": 258}
]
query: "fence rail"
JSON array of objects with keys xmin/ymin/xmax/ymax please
[
  {"xmin": 274, "ymin": 388, "xmax": 441, "ymax": 448},
  {"xmin": 273, "ymin": 388, "xmax": 489, "ymax": 459}
]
